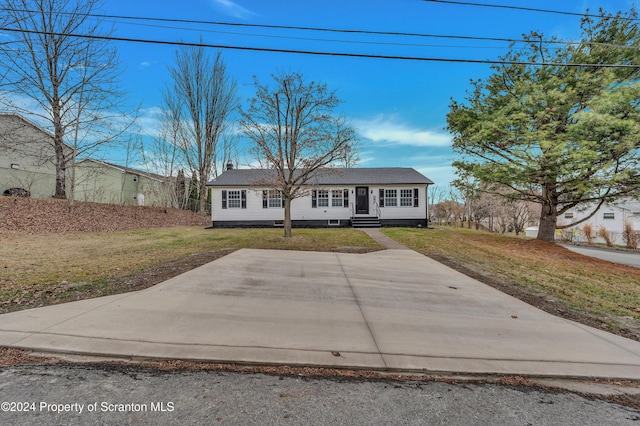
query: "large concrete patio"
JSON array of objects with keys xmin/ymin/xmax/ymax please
[{"xmin": 2, "ymin": 247, "xmax": 640, "ymax": 379}]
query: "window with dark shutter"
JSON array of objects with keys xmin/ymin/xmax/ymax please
[
  {"xmin": 379, "ymin": 189, "xmax": 385, "ymax": 207},
  {"xmin": 222, "ymin": 190, "xmax": 227, "ymax": 209},
  {"xmin": 414, "ymin": 188, "xmax": 419, "ymax": 207}
]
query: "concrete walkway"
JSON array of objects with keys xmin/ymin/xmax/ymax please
[
  {"xmin": 358, "ymin": 228, "xmax": 409, "ymax": 250},
  {"xmin": 2, "ymin": 248, "xmax": 640, "ymax": 379}
]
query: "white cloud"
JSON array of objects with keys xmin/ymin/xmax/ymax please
[
  {"xmin": 138, "ymin": 61, "xmax": 154, "ymax": 70},
  {"xmin": 0, "ymin": 91, "xmax": 50, "ymax": 124},
  {"xmin": 136, "ymin": 107, "xmax": 164, "ymax": 138},
  {"xmin": 211, "ymin": 0, "xmax": 257, "ymax": 19},
  {"xmin": 353, "ymin": 115, "xmax": 451, "ymax": 148}
]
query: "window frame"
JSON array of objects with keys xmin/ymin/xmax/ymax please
[
  {"xmin": 331, "ymin": 189, "xmax": 344, "ymax": 207},
  {"xmin": 222, "ymin": 189, "xmax": 246, "ymax": 209},
  {"xmin": 316, "ymin": 190, "xmax": 329, "ymax": 207},
  {"xmin": 400, "ymin": 189, "xmax": 413, "ymax": 207},
  {"xmin": 384, "ymin": 189, "xmax": 398, "ymax": 207},
  {"xmin": 380, "ymin": 187, "xmax": 420, "ymax": 208},
  {"xmin": 227, "ymin": 190, "xmax": 242, "ymax": 209},
  {"xmin": 267, "ymin": 189, "xmax": 283, "ymax": 208}
]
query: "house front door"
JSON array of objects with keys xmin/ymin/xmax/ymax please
[{"xmin": 355, "ymin": 186, "xmax": 369, "ymax": 214}]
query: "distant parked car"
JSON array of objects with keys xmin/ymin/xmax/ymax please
[{"xmin": 3, "ymin": 188, "xmax": 30, "ymax": 197}]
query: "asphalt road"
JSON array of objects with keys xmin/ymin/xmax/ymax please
[
  {"xmin": 563, "ymin": 244, "xmax": 640, "ymax": 268},
  {"xmin": 0, "ymin": 364, "xmax": 638, "ymax": 425}
]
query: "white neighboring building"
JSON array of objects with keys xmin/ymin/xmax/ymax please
[
  {"xmin": 562, "ymin": 201, "xmax": 640, "ymax": 246},
  {"xmin": 206, "ymin": 167, "xmax": 434, "ymax": 228}
]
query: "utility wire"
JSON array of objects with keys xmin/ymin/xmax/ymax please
[
  {"xmin": 1, "ymin": 26, "xmax": 638, "ymax": 68},
  {"xmin": 422, "ymin": 0, "xmax": 640, "ymax": 21},
  {"xmin": 2, "ymin": 6, "xmax": 635, "ymax": 51},
  {"xmin": 0, "ymin": 7, "xmax": 537, "ymax": 44},
  {"xmin": 112, "ymin": 20, "xmax": 508, "ymax": 50}
]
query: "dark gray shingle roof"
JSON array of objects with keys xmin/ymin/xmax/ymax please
[{"xmin": 207, "ymin": 168, "xmax": 434, "ymax": 187}]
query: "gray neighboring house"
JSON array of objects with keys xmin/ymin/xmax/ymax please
[
  {"xmin": 206, "ymin": 166, "xmax": 434, "ymax": 228},
  {"xmin": 0, "ymin": 113, "xmax": 74, "ymax": 198},
  {"xmin": 74, "ymin": 159, "xmax": 171, "ymax": 207}
]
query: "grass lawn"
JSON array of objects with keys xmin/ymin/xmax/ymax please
[
  {"xmin": 383, "ymin": 227, "xmax": 640, "ymax": 330},
  {"xmin": 0, "ymin": 227, "xmax": 383, "ymax": 312}
]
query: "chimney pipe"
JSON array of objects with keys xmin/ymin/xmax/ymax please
[{"xmin": 226, "ymin": 160, "xmax": 233, "ymax": 171}]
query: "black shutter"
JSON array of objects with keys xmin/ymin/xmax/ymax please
[
  {"xmin": 312, "ymin": 190, "xmax": 317, "ymax": 208},
  {"xmin": 414, "ymin": 188, "xmax": 419, "ymax": 207},
  {"xmin": 263, "ymin": 190, "xmax": 268, "ymax": 208},
  {"xmin": 222, "ymin": 190, "xmax": 227, "ymax": 209},
  {"xmin": 241, "ymin": 190, "xmax": 247, "ymax": 209},
  {"xmin": 379, "ymin": 189, "xmax": 385, "ymax": 207},
  {"xmin": 343, "ymin": 189, "xmax": 349, "ymax": 208},
  {"xmin": 281, "ymin": 191, "xmax": 285, "ymax": 208}
]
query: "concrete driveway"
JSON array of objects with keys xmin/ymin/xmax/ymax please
[{"xmin": 2, "ymin": 248, "xmax": 640, "ymax": 379}]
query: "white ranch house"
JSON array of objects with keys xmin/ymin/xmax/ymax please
[{"xmin": 206, "ymin": 167, "xmax": 433, "ymax": 228}]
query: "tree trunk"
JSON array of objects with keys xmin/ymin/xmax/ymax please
[
  {"xmin": 54, "ymin": 143, "xmax": 67, "ymax": 199},
  {"xmin": 283, "ymin": 196, "xmax": 292, "ymax": 238},
  {"xmin": 537, "ymin": 183, "xmax": 558, "ymax": 242},
  {"xmin": 53, "ymin": 110, "xmax": 67, "ymax": 199}
]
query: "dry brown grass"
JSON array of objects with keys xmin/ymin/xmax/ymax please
[{"xmin": 383, "ymin": 227, "xmax": 640, "ymax": 321}]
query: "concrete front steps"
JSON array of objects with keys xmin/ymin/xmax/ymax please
[{"xmin": 351, "ymin": 216, "xmax": 381, "ymax": 228}]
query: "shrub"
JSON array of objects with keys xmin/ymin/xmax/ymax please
[
  {"xmin": 623, "ymin": 221, "xmax": 639, "ymax": 249},
  {"xmin": 582, "ymin": 223, "xmax": 594, "ymax": 245},
  {"xmin": 598, "ymin": 226, "xmax": 613, "ymax": 247}
]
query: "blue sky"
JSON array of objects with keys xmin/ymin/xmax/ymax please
[{"xmin": 92, "ymin": 0, "xmax": 635, "ymax": 187}]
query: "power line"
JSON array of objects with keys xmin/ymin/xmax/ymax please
[
  {"xmin": 2, "ymin": 6, "xmax": 631, "ymax": 51},
  {"xmin": 112, "ymin": 20, "xmax": 508, "ymax": 50},
  {"xmin": 1, "ymin": 26, "xmax": 638, "ymax": 68},
  {"xmin": 0, "ymin": 7, "xmax": 534, "ymax": 44},
  {"xmin": 422, "ymin": 0, "xmax": 640, "ymax": 21}
]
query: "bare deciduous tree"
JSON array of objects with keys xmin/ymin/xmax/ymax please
[
  {"xmin": 162, "ymin": 46, "xmax": 238, "ymax": 214},
  {"xmin": 0, "ymin": 0, "xmax": 130, "ymax": 200},
  {"xmin": 239, "ymin": 71, "xmax": 358, "ymax": 237}
]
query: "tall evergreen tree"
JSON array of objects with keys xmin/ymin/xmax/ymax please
[
  {"xmin": 175, "ymin": 169, "xmax": 186, "ymax": 209},
  {"xmin": 447, "ymin": 9, "xmax": 640, "ymax": 241},
  {"xmin": 188, "ymin": 171, "xmax": 199, "ymax": 212}
]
